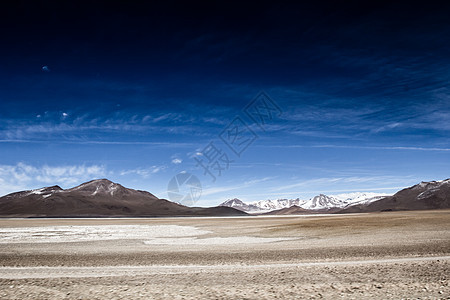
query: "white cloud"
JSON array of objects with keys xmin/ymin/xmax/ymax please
[
  {"xmin": 186, "ymin": 151, "xmax": 204, "ymax": 159},
  {"xmin": 201, "ymin": 185, "xmax": 242, "ymax": 197},
  {"xmin": 171, "ymin": 158, "xmax": 182, "ymax": 164},
  {"xmin": 119, "ymin": 166, "xmax": 166, "ymax": 178},
  {"xmin": 151, "ymin": 166, "xmax": 164, "ymax": 173},
  {"xmin": 372, "ymin": 122, "xmax": 402, "ymax": 133},
  {"xmin": 243, "ymin": 176, "xmax": 275, "ymax": 185},
  {"xmin": 0, "ymin": 163, "xmax": 107, "ymax": 196}
]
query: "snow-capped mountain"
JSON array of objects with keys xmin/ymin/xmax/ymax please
[
  {"xmin": 251, "ymin": 198, "xmax": 306, "ymax": 211},
  {"xmin": 220, "ymin": 192, "xmax": 389, "ymax": 212},
  {"xmin": 301, "ymin": 194, "xmax": 343, "ymax": 210},
  {"xmin": 333, "ymin": 192, "xmax": 388, "ymax": 202},
  {"xmin": 219, "ymin": 198, "xmax": 307, "ymax": 213},
  {"xmin": 335, "ymin": 193, "xmax": 388, "ymax": 209},
  {"xmin": 301, "ymin": 192, "xmax": 389, "ymax": 210},
  {"xmin": 221, "ymin": 179, "xmax": 450, "ymax": 214},
  {"xmin": 220, "ymin": 198, "xmax": 261, "ymax": 212}
]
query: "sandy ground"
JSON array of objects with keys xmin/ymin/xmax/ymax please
[{"xmin": 0, "ymin": 210, "xmax": 449, "ymax": 299}]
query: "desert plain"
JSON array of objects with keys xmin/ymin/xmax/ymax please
[{"xmin": 0, "ymin": 210, "xmax": 449, "ymax": 299}]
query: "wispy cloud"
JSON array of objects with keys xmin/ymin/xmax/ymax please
[
  {"xmin": 262, "ymin": 144, "xmax": 450, "ymax": 151},
  {"xmin": 0, "ymin": 162, "xmax": 172, "ymax": 196},
  {"xmin": 119, "ymin": 166, "xmax": 166, "ymax": 178},
  {"xmin": 0, "ymin": 110, "xmax": 223, "ymax": 143},
  {"xmin": 0, "ymin": 163, "xmax": 107, "ymax": 196},
  {"xmin": 201, "ymin": 176, "xmax": 276, "ymax": 197},
  {"xmin": 269, "ymin": 175, "xmax": 419, "ymax": 194},
  {"xmin": 243, "ymin": 176, "xmax": 276, "ymax": 185}
]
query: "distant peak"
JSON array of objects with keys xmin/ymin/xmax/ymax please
[
  {"xmin": 42, "ymin": 185, "xmax": 63, "ymax": 192},
  {"xmin": 83, "ymin": 179, "xmax": 115, "ymax": 185},
  {"xmin": 76, "ymin": 179, "xmax": 122, "ymax": 188},
  {"xmin": 223, "ymin": 198, "xmax": 244, "ymax": 204},
  {"xmin": 314, "ymin": 194, "xmax": 330, "ymax": 199},
  {"xmin": 412, "ymin": 178, "xmax": 450, "ymax": 189},
  {"xmin": 436, "ymin": 178, "xmax": 450, "ymax": 184},
  {"xmin": 69, "ymin": 179, "xmax": 125, "ymax": 196}
]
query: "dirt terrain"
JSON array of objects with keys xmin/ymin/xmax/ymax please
[{"xmin": 0, "ymin": 210, "xmax": 449, "ymax": 299}]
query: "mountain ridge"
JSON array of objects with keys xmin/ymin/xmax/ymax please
[
  {"xmin": 219, "ymin": 179, "xmax": 450, "ymax": 214},
  {"xmin": 0, "ymin": 179, "xmax": 246, "ymax": 217},
  {"xmin": 1, "ymin": 178, "xmax": 448, "ymax": 217},
  {"xmin": 220, "ymin": 192, "xmax": 389, "ymax": 213}
]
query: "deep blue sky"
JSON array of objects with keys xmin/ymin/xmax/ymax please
[{"xmin": 1, "ymin": 1, "xmax": 449, "ymax": 205}]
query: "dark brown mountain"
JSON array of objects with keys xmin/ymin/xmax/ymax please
[
  {"xmin": 0, "ymin": 179, "xmax": 247, "ymax": 217},
  {"xmin": 338, "ymin": 179, "xmax": 450, "ymax": 213}
]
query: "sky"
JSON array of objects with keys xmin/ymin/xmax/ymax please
[{"xmin": 0, "ymin": 1, "xmax": 449, "ymax": 206}]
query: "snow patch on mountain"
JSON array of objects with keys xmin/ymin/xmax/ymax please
[
  {"xmin": 220, "ymin": 198, "xmax": 261, "ymax": 212},
  {"xmin": 250, "ymin": 198, "xmax": 306, "ymax": 211}
]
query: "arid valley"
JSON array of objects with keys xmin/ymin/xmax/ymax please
[
  {"xmin": 1, "ymin": 210, "xmax": 449, "ymax": 299},
  {"xmin": 2, "ymin": 1, "xmax": 450, "ymax": 299}
]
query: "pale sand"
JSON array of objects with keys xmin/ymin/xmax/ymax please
[
  {"xmin": 0, "ymin": 225, "xmax": 211, "ymax": 243},
  {"xmin": 0, "ymin": 210, "xmax": 449, "ymax": 299}
]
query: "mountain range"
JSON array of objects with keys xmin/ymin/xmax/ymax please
[
  {"xmin": 0, "ymin": 178, "xmax": 449, "ymax": 217},
  {"xmin": 0, "ymin": 179, "xmax": 246, "ymax": 217},
  {"xmin": 220, "ymin": 179, "xmax": 450, "ymax": 214},
  {"xmin": 220, "ymin": 192, "xmax": 388, "ymax": 213}
]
